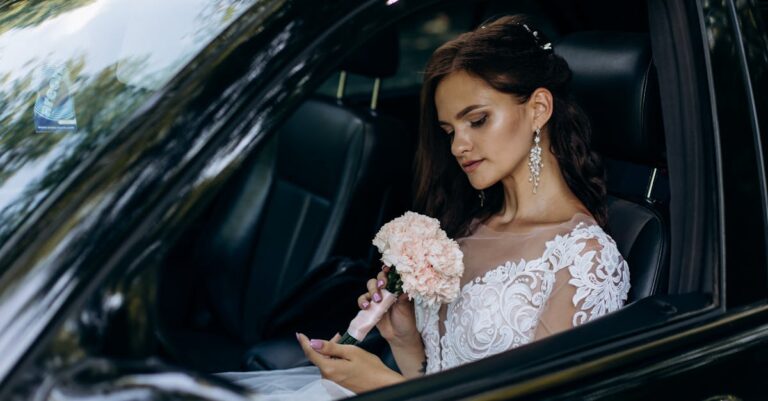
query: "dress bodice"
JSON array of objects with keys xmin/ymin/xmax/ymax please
[{"xmin": 414, "ymin": 214, "xmax": 630, "ymax": 374}]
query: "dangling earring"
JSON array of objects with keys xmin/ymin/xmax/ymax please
[
  {"xmin": 528, "ymin": 127, "xmax": 543, "ymax": 194},
  {"xmin": 478, "ymin": 190, "xmax": 486, "ymax": 207}
]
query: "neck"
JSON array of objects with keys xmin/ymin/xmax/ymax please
[{"xmin": 496, "ymin": 147, "xmax": 579, "ymax": 225}]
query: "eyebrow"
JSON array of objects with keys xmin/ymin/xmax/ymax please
[{"xmin": 437, "ymin": 104, "xmax": 487, "ymax": 125}]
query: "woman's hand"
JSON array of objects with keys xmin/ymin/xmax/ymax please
[
  {"xmin": 297, "ymin": 333, "xmax": 403, "ymax": 393},
  {"xmin": 356, "ymin": 266, "xmax": 421, "ymax": 348}
]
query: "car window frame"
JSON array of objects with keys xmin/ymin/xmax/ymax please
[
  {"xmin": 700, "ymin": 0, "xmax": 768, "ymax": 307},
  {"xmin": 3, "ymin": 0, "xmax": 757, "ymax": 399},
  {"xmin": 731, "ymin": 0, "xmax": 768, "ymax": 295}
]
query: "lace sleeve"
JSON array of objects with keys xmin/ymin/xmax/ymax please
[{"xmin": 533, "ymin": 229, "xmax": 630, "ymax": 340}]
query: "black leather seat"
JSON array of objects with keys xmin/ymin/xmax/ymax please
[
  {"xmin": 158, "ymin": 30, "xmax": 410, "ymax": 372},
  {"xmin": 556, "ymin": 32, "xmax": 669, "ymax": 302}
]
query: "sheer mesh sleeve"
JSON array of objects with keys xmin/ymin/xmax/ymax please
[
  {"xmin": 422, "ymin": 216, "xmax": 631, "ymax": 372},
  {"xmin": 533, "ymin": 234, "xmax": 630, "ymax": 341}
]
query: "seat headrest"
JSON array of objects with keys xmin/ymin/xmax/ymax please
[
  {"xmin": 555, "ymin": 32, "xmax": 665, "ymax": 166},
  {"xmin": 340, "ymin": 28, "xmax": 399, "ymax": 79}
]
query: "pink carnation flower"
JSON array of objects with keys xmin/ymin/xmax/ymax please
[
  {"xmin": 372, "ymin": 212, "xmax": 464, "ymax": 307},
  {"xmin": 339, "ymin": 212, "xmax": 465, "ymax": 345}
]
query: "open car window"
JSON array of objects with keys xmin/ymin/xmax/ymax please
[
  {"xmin": 146, "ymin": 0, "xmax": 717, "ymax": 385},
  {"xmin": 157, "ymin": 0, "xmax": 710, "ymax": 366}
]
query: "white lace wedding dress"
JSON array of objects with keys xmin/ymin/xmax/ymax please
[{"xmin": 218, "ymin": 212, "xmax": 630, "ymax": 399}]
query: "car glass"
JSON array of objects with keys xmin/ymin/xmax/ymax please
[{"xmin": 0, "ymin": 0, "xmax": 259, "ymax": 246}]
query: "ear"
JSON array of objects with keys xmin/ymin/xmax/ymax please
[{"xmin": 528, "ymin": 88, "xmax": 553, "ymax": 131}]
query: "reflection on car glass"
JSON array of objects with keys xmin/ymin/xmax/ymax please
[
  {"xmin": 0, "ymin": 0, "xmax": 261, "ymax": 246},
  {"xmin": 116, "ymin": 0, "xmax": 258, "ymax": 90},
  {"xmin": 34, "ymin": 64, "xmax": 78, "ymax": 133}
]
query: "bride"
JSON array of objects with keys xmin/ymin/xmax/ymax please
[{"xmin": 219, "ymin": 14, "xmax": 630, "ymax": 399}]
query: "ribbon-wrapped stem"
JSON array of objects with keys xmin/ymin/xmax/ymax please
[{"xmin": 338, "ymin": 268, "xmax": 403, "ymax": 345}]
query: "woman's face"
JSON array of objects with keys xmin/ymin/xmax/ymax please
[{"xmin": 435, "ymin": 70, "xmax": 537, "ymax": 190}]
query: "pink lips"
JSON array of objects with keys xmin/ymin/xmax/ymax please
[{"xmin": 462, "ymin": 159, "xmax": 483, "ymax": 172}]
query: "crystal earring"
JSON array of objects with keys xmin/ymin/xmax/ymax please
[
  {"xmin": 528, "ymin": 127, "xmax": 543, "ymax": 194},
  {"xmin": 478, "ymin": 190, "xmax": 486, "ymax": 207}
]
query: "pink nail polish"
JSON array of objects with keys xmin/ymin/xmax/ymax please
[
  {"xmin": 295, "ymin": 332, "xmax": 300, "ymax": 340},
  {"xmin": 362, "ymin": 301, "xmax": 370, "ymax": 309},
  {"xmin": 373, "ymin": 292, "xmax": 382, "ymax": 302},
  {"xmin": 309, "ymin": 339, "xmax": 323, "ymax": 350},
  {"xmin": 377, "ymin": 279, "xmax": 384, "ymax": 288}
]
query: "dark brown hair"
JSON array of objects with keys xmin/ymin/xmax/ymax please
[{"xmin": 413, "ymin": 15, "xmax": 607, "ymax": 238}]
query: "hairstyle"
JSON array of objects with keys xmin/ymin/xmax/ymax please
[{"xmin": 413, "ymin": 15, "xmax": 607, "ymax": 238}]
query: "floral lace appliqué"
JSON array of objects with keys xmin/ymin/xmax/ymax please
[{"xmin": 416, "ymin": 223, "xmax": 630, "ymax": 374}]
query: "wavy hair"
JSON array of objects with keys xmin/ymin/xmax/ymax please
[{"xmin": 413, "ymin": 15, "xmax": 607, "ymax": 238}]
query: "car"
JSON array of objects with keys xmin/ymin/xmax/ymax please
[{"xmin": 1, "ymin": 0, "xmax": 767, "ymax": 399}]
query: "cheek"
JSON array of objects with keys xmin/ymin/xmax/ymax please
[{"xmin": 488, "ymin": 116, "xmax": 531, "ymax": 165}]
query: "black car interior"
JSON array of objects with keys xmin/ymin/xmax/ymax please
[
  {"xmin": 556, "ymin": 31, "xmax": 669, "ymax": 302},
  {"xmin": 158, "ymin": 30, "xmax": 412, "ymax": 371},
  {"xmin": 157, "ymin": 0, "xmax": 674, "ymax": 374}
]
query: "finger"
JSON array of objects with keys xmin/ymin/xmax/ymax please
[
  {"xmin": 357, "ymin": 294, "xmax": 371, "ymax": 309},
  {"xmin": 376, "ymin": 270, "xmax": 388, "ymax": 287},
  {"xmin": 297, "ymin": 333, "xmax": 331, "ymax": 365},
  {"xmin": 330, "ymin": 333, "xmax": 341, "ymax": 343},
  {"xmin": 382, "ymin": 264, "xmax": 390, "ymax": 273},
  {"xmin": 308, "ymin": 337, "xmax": 354, "ymax": 360},
  {"xmin": 366, "ymin": 278, "xmax": 378, "ymax": 294},
  {"xmin": 366, "ymin": 279, "xmax": 382, "ymax": 302}
]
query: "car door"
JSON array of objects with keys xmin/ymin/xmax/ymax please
[
  {"xmin": 0, "ymin": 0, "xmax": 438, "ymax": 399},
  {"xmin": 2, "ymin": 0, "xmax": 766, "ymax": 400}
]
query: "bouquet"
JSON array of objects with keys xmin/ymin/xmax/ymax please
[{"xmin": 338, "ymin": 212, "xmax": 464, "ymax": 345}]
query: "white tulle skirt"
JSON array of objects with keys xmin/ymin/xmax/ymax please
[{"xmin": 217, "ymin": 366, "xmax": 356, "ymax": 401}]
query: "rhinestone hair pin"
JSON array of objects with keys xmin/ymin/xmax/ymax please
[{"xmin": 522, "ymin": 23, "xmax": 553, "ymax": 52}]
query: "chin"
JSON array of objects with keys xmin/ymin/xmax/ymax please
[{"xmin": 466, "ymin": 176, "xmax": 494, "ymax": 191}]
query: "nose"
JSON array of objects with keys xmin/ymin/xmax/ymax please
[{"xmin": 450, "ymin": 129, "xmax": 473, "ymax": 158}]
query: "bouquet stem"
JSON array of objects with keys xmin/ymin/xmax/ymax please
[
  {"xmin": 337, "ymin": 332, "xmax": 360, "ymax": 345},
  {"xmin": 337, "ymin": 268, "xmax": 402, "ymax": 345}
]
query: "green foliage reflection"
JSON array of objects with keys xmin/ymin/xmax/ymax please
[
  {"xmin": 0, "ymin": 59, "xmax": 147, "ymax": 245},
  {"xmin": 0, "ymin": 0, "xmax": 97, "ymax": 35}
]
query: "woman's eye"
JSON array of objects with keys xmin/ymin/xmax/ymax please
[{"xmin": 470, "ymin": 115, "xmax": 487, "ymax": 128}]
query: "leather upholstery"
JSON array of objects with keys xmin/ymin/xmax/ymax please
[
  {"xmin": 238, "ymin": 99, "xmax": 368, "ymax": 342},
  {"xmin": 161, "ymin": 95, "xmax": 409, "ymax": 371},
  {"xmin": 606, "ymin": 196, "xmax": 668, "ymax": 302},
  {"xmin": 557, "ymin": 32, "xmax": 669, "ymax": 300},
  {"xmin": 556, "ymin": 32, "xmax": 665, "ymax": 167},
  {"xmin": 159, "ymin": 25, "xmax": 410, "ymax": 371}
]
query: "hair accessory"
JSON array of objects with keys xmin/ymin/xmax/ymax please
[
  {"xmin": 522, "ymin": 24, "xmax": 553, "ymax": 53},
  {"xmin": 528, "ymin": 127, "xmax": 543, "ymax": 194}
]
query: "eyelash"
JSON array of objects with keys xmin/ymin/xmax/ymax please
[
  {"xmin": 470, "ymin": 115, "xmax": 487, "ymax": 128},
  {"xmin": 444, "ymin": 115, "xmax": 487, "ymax": 136}
]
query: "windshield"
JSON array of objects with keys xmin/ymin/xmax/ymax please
[{"xmin": 0, "ymin": 0, "xmax": 259, "ymax": 245}]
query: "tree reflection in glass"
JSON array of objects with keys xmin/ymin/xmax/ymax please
[{"xmin": 0, "ymin": 0, "xmax": 259, "ymax": 246}]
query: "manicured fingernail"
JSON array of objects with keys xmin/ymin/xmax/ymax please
[
  {"xmin": 373, "ymin": 292, "xmax": 382, "ymax": 302},
  {"xmin": 377, "ymin": 279, "xmax": 384, "ymax": 288},
  {"xmin": 295, "ymin": 332, "xmax": 300, "ymax": 340},
  {"xmin": 309, "ymin": 339, "xmax": 323, "ymax": 350},
  {"xmin": 362, "ymin": 301, "xmax": 370, "ymax": 309}
]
